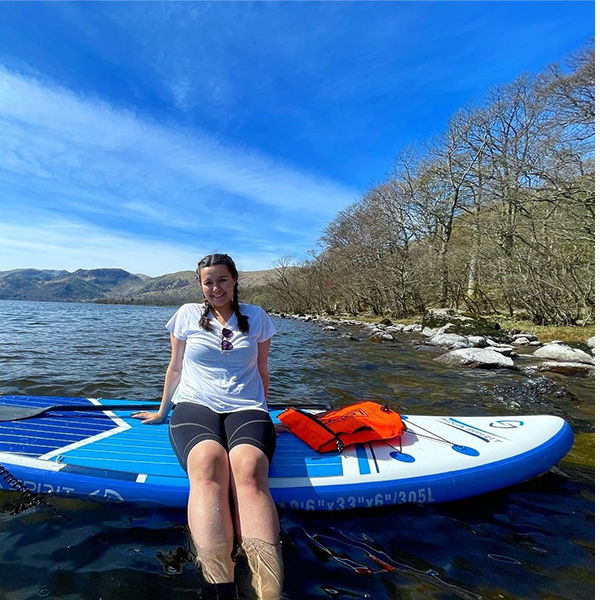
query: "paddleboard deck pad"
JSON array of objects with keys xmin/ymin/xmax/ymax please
[{"xmin": 0, "ymin": 395, "xmax": 573, "ymax": 511}]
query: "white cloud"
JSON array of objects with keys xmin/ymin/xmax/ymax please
[
  {"xmin": 0, "ymin": 220, "xmax": 191, "ymax": 276},
  {"xmin": 0, "ymin": 219, "xmax": 283, "ymax": 276},
  {"xmin": 0, "ymin": 65, "xmax": 358, "ymax": 272},
  {"xmin": 0, "ymin": 66, "xmax": 357, "ymax": 216}
]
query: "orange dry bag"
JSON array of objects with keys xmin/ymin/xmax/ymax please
[{"xmin": 278, "ymin": 401, "xmax": 406, "ymax": 453}]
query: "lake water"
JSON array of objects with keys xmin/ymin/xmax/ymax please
[{"xmin": 0, "ymin": 300, "xmax": 594, "ymax": 600}]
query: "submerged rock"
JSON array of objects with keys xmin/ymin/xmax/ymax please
[
  {"xmin": 537, "ymin": 362, "xmax": 595, "ymax": 376},
  {"xmin": 369, "ymin": 331, "xmax": 394, "ymax": 342},
  {"xmin": 434, "ymin": 348, "xmax": 515, "ymax": 369},
  {"xmin": 561, "ymin": 433, "xmax": 595, "ymax": 468},
  {"xmin": 362, "ymin": 324, "xmax": 381, "ymax": 335},
  {"xmin": 477, "ymin": 376, "xmax": 585, "ymax": 423},
  {"xmin": 340, "ymin": 333, "xmax": 360, "ymax": 342},
  {"xmin": 385, "ymin": 325, "xmax": 405, "ymax": 334}
]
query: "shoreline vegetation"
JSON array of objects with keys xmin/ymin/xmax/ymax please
[
  {"xmin": 259, "ymin": 43, "xmax": 594, "ymax": 329},
  {"xmin": 341, "ymin": 313, "xmax": 595, "ymax": 346}
]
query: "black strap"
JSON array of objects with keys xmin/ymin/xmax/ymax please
[{"xmin": 296, "ymin": 409, "xmax": 345, "ymax": 453}]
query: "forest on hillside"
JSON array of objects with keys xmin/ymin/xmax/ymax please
[{"xmin": 260, "ymin": 43, "xmax": 594, "ymax": 326}]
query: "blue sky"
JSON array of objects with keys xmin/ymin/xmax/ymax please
[{"xmin": 0, "ymin": 2, "xmax": 593, "ymax": 276}]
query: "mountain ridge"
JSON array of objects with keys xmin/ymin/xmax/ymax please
[{"xmin": 0, "ymin": 268, "xmax": 271, "ymax": 305}]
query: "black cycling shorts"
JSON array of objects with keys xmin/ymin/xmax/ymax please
[{"xmin": 169, "ymin": 402, "xmax": 276, "ymax": 473}]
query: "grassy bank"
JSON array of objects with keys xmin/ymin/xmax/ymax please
[
  {"xmin": 491, "ymin": 318, "xmax": 594, "ymax": 345},
  {"xmin": 331, "ymin": 313, "xmax": 594, "ymax": 345}
]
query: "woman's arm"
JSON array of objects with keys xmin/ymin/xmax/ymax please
[
  {"xmin": 132, "ymin": 334, "xmax": 186, "ymax": 424},
  {"xmin": 257, "ymin": 338, "xmax": 272, "ymax": 399}
]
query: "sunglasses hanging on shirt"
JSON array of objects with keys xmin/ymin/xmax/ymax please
[{"xmin": 221, "ymin": 327, "xmax": 234, "ymax": 352}]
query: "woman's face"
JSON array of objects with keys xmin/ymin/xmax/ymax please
[{"xmin": 200, "ymin": 264, "xmax": 237, "ymax": 308}]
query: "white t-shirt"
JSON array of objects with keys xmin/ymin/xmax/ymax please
[{"xmin": 165, "ymin": 303, "xmax": 277, "ymax": 413}]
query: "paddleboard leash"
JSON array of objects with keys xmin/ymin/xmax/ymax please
[
  {"xmin": 0, "ymin": 462, "xmax": 62, "ymax": 516},
  {"xmin": 0, "ymin": 461, "xmax": 140, "ymax": 558}
]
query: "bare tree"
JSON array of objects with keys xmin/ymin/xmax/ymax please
[{"xmin": 265, "ymin": 42, "xmax": 594, "ymax": 325}]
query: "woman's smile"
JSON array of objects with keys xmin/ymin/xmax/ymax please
[{"xmin": 200, "ymin": 264, "xmax": 236, "ymax": 308}]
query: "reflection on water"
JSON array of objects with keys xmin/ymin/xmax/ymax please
[
  {"xmin": 302, "ymin": 527, "xmax": 482, "ymax": 599},
  {"xmin": 0, "ymin": 300, "xmax": 594, "ymax": 600}
]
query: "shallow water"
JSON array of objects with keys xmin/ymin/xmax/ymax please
[{"xmin": 0, "ymin": 300, "xmax": 594, "ymax": 600}]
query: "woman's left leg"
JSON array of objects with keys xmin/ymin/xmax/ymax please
[
  {"xmin": 228, "ymin": 444, "xmax": 280, "ymax": 543},
  {"xmin": 223, "ymin": 409, "xmax": 279, "ymax": 543},
  {"xmin": 229, "ymin": 444, "xmax": 283, "ymax": 600},
  {"xmin": 224, "ymin": 409, "xmax": 282, "ymax": 598}
]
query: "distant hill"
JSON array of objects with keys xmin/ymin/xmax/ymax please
[{"xmin": 0, "ymin": 268, "xmax": 272, "ymax": 305}]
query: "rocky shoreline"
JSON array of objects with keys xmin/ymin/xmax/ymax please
[{"xmin": 274, "ymin": 309, "xmax": 595, "ymax": 378}]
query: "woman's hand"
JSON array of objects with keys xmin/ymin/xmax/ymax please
[
  {"xmin": 131, "ymin": 410, "xmax": 166, "ymax": 425},
  {"xmin": 274, "ymin": 421, "xmax": 290, "ymax": 435}
]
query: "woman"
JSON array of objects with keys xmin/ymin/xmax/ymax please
[{"xmin": 132, "ymin": 253, "xmax": 282, "ymax": 600}]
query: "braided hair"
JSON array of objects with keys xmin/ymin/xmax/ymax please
[{"xmin": 196, "ymin": 254, "xmax": 249, "ymax": 334}]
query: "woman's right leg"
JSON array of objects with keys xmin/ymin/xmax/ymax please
[
  {"xmin": 169, "ymin": 403, "xmax": 237, "ymax": 597},
  {"xmin": 186, "ymin": 440, "xmax": 236, "ymax": 585},
  {"xmin": 187, "ymin": 440, "xmax": 237, "ymax": 600},
  {"xmin": 187, "ymin": 440, "xmax": 235, "ymax": 548}
]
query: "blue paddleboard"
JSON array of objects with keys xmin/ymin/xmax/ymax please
[{"xmin": 0, "ymin": 395, "xmax": 573, "ymax": 511}]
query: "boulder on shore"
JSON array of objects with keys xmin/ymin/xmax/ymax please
[
  {"xmin": 434, "ymin": 348, "xmax": 515, "ymax": 369},
  {"xmin": 422, "ymin": 308, "xmax": 503, "ymax": 338},
  {"xmin": 467, "ymin": 336, "xmax": 488, "ymax": 348},
  {"xmin": 487, "ymin": 346, "xmax": 515, "ymax": 356},
  {"xmin": 533, "ymin": 343, "xmax": 594, "ymax": 365},
  {"xmin": 421, "ymin": 326, "xmax": 439, "ymax": 337},
  {"xmin": 509, "ymin": 333, "xmax": 538, "ymax": 342},
  {"xmin": 426, "ymin": 333, "xmax": 470, "ymax": 349}
]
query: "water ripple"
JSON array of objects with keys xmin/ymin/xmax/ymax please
[{"xmin": 0, "ymin": 300, "xmax": 594, "ymax": 600}]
